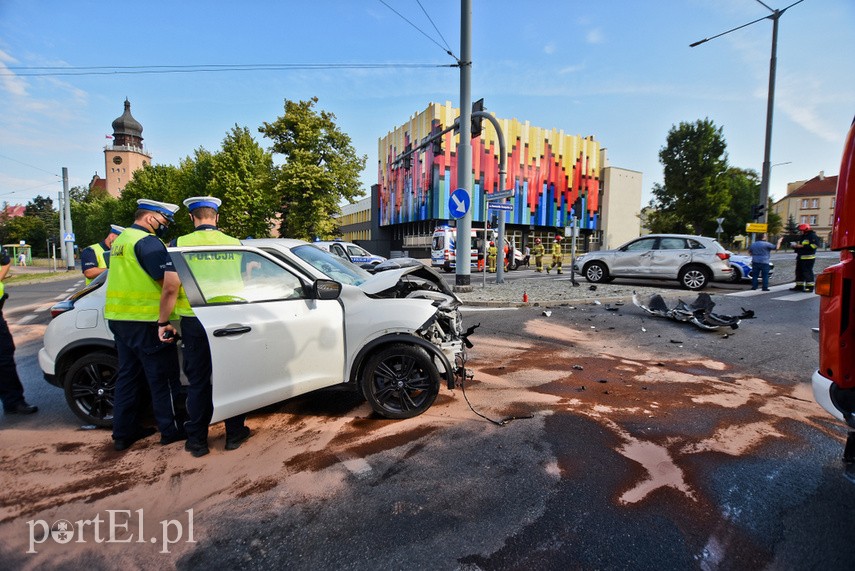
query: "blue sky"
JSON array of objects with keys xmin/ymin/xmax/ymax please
[{"xmin": 1, "ymin": 0, "xmax": 852, "ymax": 211}]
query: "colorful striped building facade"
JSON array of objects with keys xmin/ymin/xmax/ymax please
[{"xmin": 378, "ymin": 102, "xmax": 603, "ymax": 231}]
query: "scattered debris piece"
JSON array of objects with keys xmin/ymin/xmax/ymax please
[
  {"xmin": 606, "ymin": 305, "xmax": 619, "ymax": 311},
  {"xmin": 542, "ymin": 310, "xmax": 552, "ymax": 317},
  {"xmin": 632, "ymin": 292, "xmax": 751, "ymax": 331},
  {"xmin": 572, "ymin": 364, "xmax": 584, "ymax": 370},
  {"xmin": 669, "ymin": 339, "xmax": 683, "ymax": 344},
  {"xmin": 614, "ymin": 301, "xmax": 625, "ymax": 306},
  {"xmin": 597, "ymin": 379, "xmax": 608, "ymax": 383},
  {"xmin": 593, "ymin": 300, "xmax": 602, "ymax": 305},
  {"xmin": 589, "ymin": 285, "xmax": 597, "ymax": 291}
]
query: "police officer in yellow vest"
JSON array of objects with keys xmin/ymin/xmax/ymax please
[
  {"xmin": 1, "ymin": 249, "xmax": 38, "ymax": 415},
  {"xmin": 167, "ymin": 196, "xmax": 251, "ymax": 457},
  {"xmin": 81, "ymin": 224, "xmax": 124, "ymax": 285},
  {"xmin": 105, "ymin": 199, "xmax": 184, "ymax": 451}
]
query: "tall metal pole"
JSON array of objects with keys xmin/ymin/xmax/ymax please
[
  {"xmin": 62, "ymin": 167, "xmax": 74, "ymax": 270},
  {"xmin": 454, "ymin": 0, "xmax": 472, "ymax": 291},
  {"xmin": 758, "ymin": 10, "xmax": 779, "ymax": 224},
  {"xmin": 58, "ymin": 191, "xmax": 66, "ymax": 265}
]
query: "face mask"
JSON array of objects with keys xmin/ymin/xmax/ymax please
[{"xmin": 154, "ymin": 223, "xmax": 171, "ymax": 240}]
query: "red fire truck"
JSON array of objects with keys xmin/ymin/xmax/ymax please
[{"xmin": 812, "ymin": 115, "xmax": 855, "ymax": 480}]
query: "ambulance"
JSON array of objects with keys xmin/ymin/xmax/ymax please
[{"xmin": 431, "ymin": 226, "xmax": 524, "ymax": 272}]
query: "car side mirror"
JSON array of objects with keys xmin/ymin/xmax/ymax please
[{"xmin": 313, "ymin": 279, "xmax": 342, "ymax": 300}]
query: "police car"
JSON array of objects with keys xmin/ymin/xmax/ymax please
[
  {"xmin": 39, "ymin": 239, "xmax": 468, "ymax": 427},
  {"xmin": 314, "ymin": 240, "xmax": 386, "ymax": 267},
  {"xmin": 727, "ymin": 254, "xmax": 775, "ymax": 283}
]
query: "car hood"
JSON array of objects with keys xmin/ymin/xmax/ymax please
[{"xmin": 357, "ymin": 264, "xmax": 461, "ymax": 305}]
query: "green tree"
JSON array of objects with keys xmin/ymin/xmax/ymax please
[
  {"xmin": 71, "ymin": 195, "xmax": 120, "ymax": 249},
  {"xmin": 719, "ymin": 168, "xmax": 759, "ymax": 240},
  {"xmin": 206, "ymin": 126, "xmax": 277, "ymax": 238},
  {"xmin": 766, "ymin": 197, "xmax": 783, "ymax": 238},
  {"xmin": 650, "ymin": 119, "xmax": 729, "ymax": 234},
  {"xmin": 118, "ymin": 164, "xmax": 194, "ymax": 238},
  {"xmin": 2, "ymin": 215, "xmax": 49, "ymax": 256},
  {"xmin": 259, "ymin": 97, "xmax": 366, "ymax": 240}
]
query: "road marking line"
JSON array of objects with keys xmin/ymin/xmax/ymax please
[
  {"xmin": 774, "ymin": 292, "xmax": 818, "ymax": 301},
  {"xmin": 337, "ymin": 454, "xmax": 372, "ymax": 477},
  {"xmin": 727, "ymin": 283, "xmax": 795, "ymax": 297},
  {"xmin": 65, "ymin": 287, "xmax": 77, "ymax": 292},
  {"xmin": 16, "ymin": 315, "xmax": 37, "ymax": 324},
  {"xmin": 35, "ymin": 305, "xmax": 52, "ymax": 312},
  {"xmin": 54, "ymin": 294, "xmax": 68, "ymax": 300}
]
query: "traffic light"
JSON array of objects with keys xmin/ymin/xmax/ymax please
[
  {"xmin": 471, "ymin": 98, "xmax": 484, "ymax": 138},
  {"xmin": 751, "ymin": 203, "xmax": 766, "ymax": 220},
  {"xmin": 431, "ymin": 136, "xmax": 442, "ymax": 155}
]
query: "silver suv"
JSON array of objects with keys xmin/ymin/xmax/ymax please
[{"xmin": 573, "ymin": 234, "xmax": 733, "ymax": 290}]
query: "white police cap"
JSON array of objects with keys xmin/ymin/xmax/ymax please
[
  {"xmin": 183, "ymin": 196, "xmax": 222, "ymax": 212},
  {"xmin": 137, "ymin": 199, "xmax": 180, "ymax": 222},
  {"xmin": 109, "ymin": 224, "xmax": 124, "ymax": 235}
]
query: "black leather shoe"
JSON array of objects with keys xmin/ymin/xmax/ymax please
[
  {"xmin": 4, "ymin": 402, "xmax": 38, "ymax": 415},
  {"xmin": 184, "ymin": 440, "xmax": 210, "ymax": 458},
  {"xmin": 160, "ymin": 430, "xmax": 188, "ymax": 446},
  {"xmin": 114, "ymin": 427, "xmax": 157, "ymax": 451},
  {"xmin": 225, "ymin": 426, "xmax": 252, "ymax": 450}
]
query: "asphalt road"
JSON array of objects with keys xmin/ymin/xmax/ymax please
[{"xmin": 3, "ymin": 270, "xmax": 854, "ymax": 569}]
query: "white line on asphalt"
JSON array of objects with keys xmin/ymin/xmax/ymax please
[
  {"xmin": 65, "ymin": 287, "xmax": 76, "ymax": 292},
  {"xmin": 774, "ymin": 292, "xmax": 818, "ymax": 302},
  {"xmin": 337, "ymin": 455, "xmax": 372, "ymax": 477},
  {"xmin": 16, "ymin": 315, "xmax": 37, "ymax": 324},
  {"xmin": 53, "ymin": 294, "xmax": 68, "ymax": 300},
  {"xmin": 727, "ymin": 283, "xmax": 796, "ymax": 297},
  {"xmin": 35, "ymin": 305, "xmax": 52, "ymax": 312}
]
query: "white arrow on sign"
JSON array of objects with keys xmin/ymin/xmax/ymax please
[{"xmin": 451, "ymin": 194, "xmax": 466, "ymax": 214}]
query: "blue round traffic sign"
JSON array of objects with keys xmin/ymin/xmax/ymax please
[{"xmin": 448, "ymin": 188, "xmax": 470, "ymax": 219}]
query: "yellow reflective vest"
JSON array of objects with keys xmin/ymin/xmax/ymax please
[
  {"xmin": 174, "ymin": 229, "xmax": 242, "ymax": 317},
  {"xmin": 84, "ymin": 242, "xmax": 108, "ymax": 285},
  {"xmin": 104, "ymin": 228, "xmax": 172, "ymax": 322}
]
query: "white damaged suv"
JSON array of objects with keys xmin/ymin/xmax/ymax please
[{"xmin": 39, "ymin": 239, "xmax": 471, "ymax": 426}]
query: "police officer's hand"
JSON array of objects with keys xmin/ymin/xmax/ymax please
[{"xmin": 159, "ymin": 323, "xmax": 178, "ymax": 343}]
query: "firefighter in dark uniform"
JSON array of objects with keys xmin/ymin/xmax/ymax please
[
  {"xmin": 1, "ymin": 248, "xmax": 38, "ymax": 415},
  {"xmin": 166, "ymin": 196, "xmax": 252, "ymax": 457},
  {"xmin": 791, "ymin": 223, "xmax": 821, "ymax": 292},
  {"xmin": 105, "ymin": 199, "xmax": 184, "ymax": 451},
  {"xmin": 531, "ymin": 238, "xmax": 545, "ymax": 272},
  {"xmin": 80, "ymin": 224, "xmax": 124, "ymax": 285},
  {"xmin": 546, "ymin": 235, "xmax": 563, "ymax": 274}
]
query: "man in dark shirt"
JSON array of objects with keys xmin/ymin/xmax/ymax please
[
  {"xmin": 80, "ymin": 224, "xmax": 123, "ymax": 284},
  {"xmin": 0, "ymin": 248, "xmax": 38, "ymax": 415}
]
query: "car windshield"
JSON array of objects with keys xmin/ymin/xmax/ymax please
[
  {"xmin": 290, "ymin": 244, "xmax": 372, "ymax": 286},
  {"xmin": 346, "ymin": 244, "xmax": 370, "ymax": 257}
]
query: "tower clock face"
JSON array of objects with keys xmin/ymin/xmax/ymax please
[{"xmin": 112, "ymin": 156, "xmax": 123, "ymax": 165}]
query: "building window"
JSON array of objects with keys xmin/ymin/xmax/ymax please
[
  {"xmin": 801, "ymin": 199, "xmax": 809, "ymax": 208},
  {"xmin": 810, "ymin": 215, "xmax": 817, "ymax": 225},
  {"xmin": 811, "ymin": 198, "xmax": 818, "ymax": 208}
]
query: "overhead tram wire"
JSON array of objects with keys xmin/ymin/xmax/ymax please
[
  {"xmin": 2, "ymin": 62, "xmax": 455, "ymax": 77},
  {"xmin": 415, "ymin": 0, "xmax": 453, "ymax": 55},
  {"xmin": 378, "ymin": 0, "xmax": 459, "ymax": 63}
]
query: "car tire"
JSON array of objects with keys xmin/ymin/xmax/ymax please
[
  {"xmin": 64, "ymin": 352, "xmax": 118, "ymax": 427},
  {"xmin": 360, "ymin": 344, "xmax": 440, "ymax": 419},
  {"xmin": 509, "ymin": 258, "xmax": 518, "ymax": 271},
  {"xmin": 584, "ymin": 261, "xmax": 609, "ymax": 283},
  {"xmin": 728, "ymin": 267, "xmax": 743, "ymax": 283},
  {"xmin": 679, "ymin": 265, "xmax": 710, "ymax": 290}
]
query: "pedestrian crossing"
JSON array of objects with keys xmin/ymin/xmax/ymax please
[{"xmin": 726, "ymin": 282, "xmax": 817, "ymax": 301}]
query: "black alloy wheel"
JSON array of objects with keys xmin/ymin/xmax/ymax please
[
  {"xmin": 64, "ymin": 352, "xmax": 117, "ymax": 427},
  {"xmin": 361, "ymin": 344, "xmax": 440, "ymax": 419}
]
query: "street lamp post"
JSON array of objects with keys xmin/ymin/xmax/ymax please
[{"xmin": 690, "ymin": 0, "xmax": 803, "ymax": 224}]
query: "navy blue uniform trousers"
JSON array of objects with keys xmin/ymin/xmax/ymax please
[
  {"xmin": 108, "ymin": 320, "xmax": 182, "ymax": 441},
  {"xmin": 181, "ymin": 315, "xmax": 244, "ymax": 445},
  {"xmin": 0, "ymin": 295, "xmax": 27, "ymax": 411}
]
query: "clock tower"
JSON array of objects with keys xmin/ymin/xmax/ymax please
[{"xmin": 103, "ymin": 99, "xmax": 151, "ymax": 197}]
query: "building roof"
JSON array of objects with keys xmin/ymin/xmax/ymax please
[
  {"xmin": 111, "ymin": 98, "xmax": 143, "ymax": 139},
  {"xmin": 2, "ymin": 204, "xmax": 26, "ymax": 218},
  {"xmin": 786, "ymin": 173, "xmax": 837, "ymax": 198}
]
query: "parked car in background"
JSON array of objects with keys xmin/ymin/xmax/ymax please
[
  {"xmin": 314, "ymin": 240, "xmax": 386, "ymax": 267},
  {"xmin": 811, "ymin": 115, "xmax": 855, "ymax": 480},
  {"xmin": 573, "ymin": 234, "xmax": 732, "ymax": 290},
  {"xmin": 39, "ymin": 239, "xmax": 469, "ymax": 427},
  {"xmin": 727, "ymin": 254, "xmax": 775, "ymax": 283}
]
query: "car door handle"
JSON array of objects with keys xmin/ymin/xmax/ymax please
[{"xmin": 213, "ymin": 326, "xmax": 252, "ymax": 337}]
